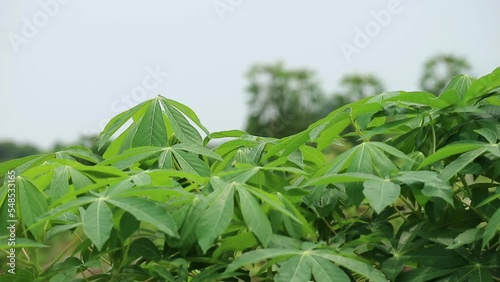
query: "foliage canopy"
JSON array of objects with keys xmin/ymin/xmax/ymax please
[{"xmin": 1, "ymin": 68, "xmax": 500, "ymax": 281}]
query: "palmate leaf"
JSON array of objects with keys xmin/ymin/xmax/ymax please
[
  {"xmin": 83, "ymin": 199, "xmax": 113, "ymax": 251},
  {"xmin": 308, "ymin": 255, "xmax": 350, "ymax": 282},
  {"xmin": 226, "ymin": 248, "xmax": 384, "ymax": 282}
]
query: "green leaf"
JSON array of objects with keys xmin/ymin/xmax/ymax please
[
  {"xmin": 29, "ymin": 196, "xmax": 97, "ymax": 230},
  {"xmin": 128, "ymin": 237, "xmax": 162, "ymax": 261},
  {"xmin": 442, "ymin": 74, "xmax": 476, "ymax": 101},
  {"xmin": 225, "ymin": 248, "xmax": 300, "ymax": 273},
  {"xmin": 172, "ymin": 143, "xmax": 223, "ymax": 161},
  {"xmin": 49, "ymin": 166, "xmax": 69, "ymax": 202},
  {"xmin": 482, "ymin": 208, "xmax": 500, "ymax": 248},
  {"xmin": 161, "ymin": 99, "xmax": 202, "ymax": 144},
  {"xmin": 132, "ymin": 98, "xmax": 168, "ymax": 147},
  {"xmin": 447, "ymin": 228, "xmax": 483, "ymax": 249},
  {"xmin": 236, "ymin": 186, "xmax": 272, "ymax": 247},
  {"xmin": 405, "ymin": 246, "xmax": 466, "ymax": 268},
  {"xmin": 162, "ymin": 97, "xmax": 210, "ymax": 135},
  {"xmin": 398, "ymin": 267, "xmax": 459, "ymax": 282},
  {"xmin": 275, "ymin": 255, "xmax": 311, "ymax": 282},
  {"xmin": 212, "ymin": 232, "xmax": 259, "ymax": 258},
  {"xmin": 315, "ymin": 251, "xmax": 387, "ymax": 282},
  {"xmin": 172, "ymin": 151, "xmax": 210, "ymax": 177},
  {"xmin": 370, "ymin": 142, "xmax": 413, "ymax": 162},
  {"xmin": 196, "ymin": 181, "xmax": 235, "ymax": 253},
  {"xmin": 106, "ymin": 197, "xmax": 179, "ymax": 238},
  {"xmin": 363, "ymin": 179, "xmax": 401, "ymax": 213},
  {"xmin": 307, "ymin": 172, "xmax": 382, "ymax": 186},
  {"xmin": 0, "ymin": 238, "xmax": 49, "ymax": 249},
  {"xmin": 98, "ymin": 100, "xmax": 149, "ymax": 150},
  {"xmin": 382, "ymin": 257, "xmax": 405, "ymax": 281},
  {"xmin": 172, "ymin": 150, "xmax": 211, "ymax": 177},
  {"xmin": 308, "ymin": 255, "xmax": 350, "ymax": 282},
  {"xmin": 418, "ymin": 142, "xmax": 485, "ymax": 169},
  {"xmin": 299, "ymin": 145, "xmax": 326, "ymax": 166},
  {"xmin": 439, "ymin": 148, "xmax": 487, "ymax": 181},
  {"xmin": 17, "ymin": 177, "xmax": 48, "ymax": 240},
  {"xmin": 475, "ymin": 128, "xmax": 498, "ymax": 144},
  {"xmin": 119, "ymin": 212, "xmax": 139, "ymax": 240},
  {"xmin": 383, "ymin": 91, "xmax": 448, "ymax": 108},
  {"xmin": 209, "ymin": 129, "xmax": 248, "ymax": 139},
  {"xmin": 83, "ymin": 199, "xmax": 113, "ymax": 251},
  {"xmin": 245, "ymin": 185, "xmax": 300, "ymax": 223},
  {"xmin": 421, "ymin": 180, "xmax": 454, "ymax": 205}
]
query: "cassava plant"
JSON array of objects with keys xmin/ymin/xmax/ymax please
[{"xmin": 1, "ymin": 68, "xmax": 500, "ymax": 281}]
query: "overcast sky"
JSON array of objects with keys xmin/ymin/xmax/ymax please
[{"xmin": 1, "ymin": 0, "xmax": 499, "ymax": 149}]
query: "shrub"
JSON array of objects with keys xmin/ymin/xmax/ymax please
[{"xmin": 1, "ymin": 68, "xmax": 499, "ymax": 281}]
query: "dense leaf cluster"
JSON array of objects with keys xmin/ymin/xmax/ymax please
[{"xmin": 1, "ymin": 69, "xmax": 500, "ymax": 281}]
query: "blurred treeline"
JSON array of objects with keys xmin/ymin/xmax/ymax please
[
  {"xmin": 0, "ymin": 54, "xmax": 470, "ymax": 162},
  {"xmin": 245, "ymin": 54, "xmax": 470, "ymax": 138}
]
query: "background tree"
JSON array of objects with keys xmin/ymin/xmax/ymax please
[
  {"xmin": 322, "ymin": 73, "xmax": 384, "ymax": 115},
  {"xmin": 420, "ymin": 54, "xmax": 471, "ymax": 94},
  {"xmin": 0, "ymin": 141, "xmax": 40, "ymax": 162},
  {"xmin": 244, "ymin": 62, "xmax": 325, "ymax": 138},
  {"xmin": 52, "ymin": 134, "xmax": 110, "ymax": 155}
]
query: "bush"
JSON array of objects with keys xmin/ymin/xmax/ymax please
[{"xmin": 1, "ymin": 68, "xmax": 499, "ymax": 281}]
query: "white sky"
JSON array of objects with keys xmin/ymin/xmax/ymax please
[{"xmin": 1, "ymin": 0, "xmax": 499, "ymax": 149}]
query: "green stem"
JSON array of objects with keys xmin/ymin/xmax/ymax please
[
  {"xmin": 398, "ymin": 195, "xmax": 419, "ymax": 215},
  {"xmin": 459, "ymin": 175, "xmax": 473, "ymax": 199}
]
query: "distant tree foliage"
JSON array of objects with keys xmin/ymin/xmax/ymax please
[
  {"xmin": 245, "ymin": 62, "xmax": 325, "ymax": 138},
  {"xmin": 0, "ymin": 141, "xmax": 40, "ymax": 162},
  {"xmin": 322, "ymin": 73, "xmax": 384, "ymax": 116},
  {"xmin": 420, "ymin": 54, "xmax": 471, "ymax": 94},
  {"xmin": 244, "ymin": 62, "xmax": 386, "ymax": 138}
]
